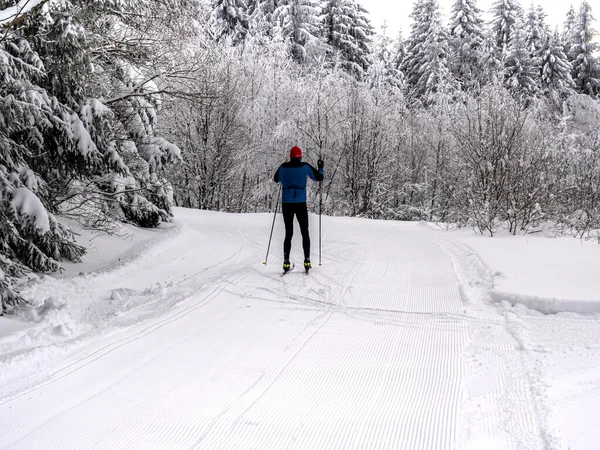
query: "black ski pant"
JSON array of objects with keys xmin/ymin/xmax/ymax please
[{"xmin": 282, "ymin": 202, "xmax": 310, "ymax": 261}]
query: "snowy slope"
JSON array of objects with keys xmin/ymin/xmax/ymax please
[{"xmin": 0, "ymin": 208, "xmax": 599, "ymax": 449}]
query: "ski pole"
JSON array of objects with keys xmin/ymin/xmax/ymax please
[
  {"xmin": 263, "ymin": 184, "xmax": 281, "ymax": 265},
  {"xmin": 319, "ymin": 173, "xmax": 323, "ymax": 266}
]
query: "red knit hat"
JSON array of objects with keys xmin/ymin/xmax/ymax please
[{"xmin": 290, "ymin": 146, "xmax": 302, "ymax": 159}]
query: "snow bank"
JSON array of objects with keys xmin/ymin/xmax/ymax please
[
  {"xmin": 24, "ymin": 297, "xmax": 83, "ymax": 337},
  {"xmin": 444, "ymin": 230, "xmax": 600, "ymax": 315},
  {"xmin": 55, "ymin": 217, "xmax": 176, "ymax": 277},
  {"xmin": 0, "ymin": 316, "xmax": 31, "ymax": 340},
  {"xmin": 491, "ymin": 291, "xmax": 600, "ymax": 315}
]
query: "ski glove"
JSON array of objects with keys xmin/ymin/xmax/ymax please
[{"xmin": 317, "ymin": 159, "xmax": 324, "ymax": 169}]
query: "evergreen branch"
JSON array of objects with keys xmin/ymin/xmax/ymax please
[{"xmin": 1, "ymin": 0, "xmax": 52, "ymax": 30}]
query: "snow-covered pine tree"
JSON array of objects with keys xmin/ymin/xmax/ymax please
[
  {"xmin": 368, "ymin": 24, "xmax": 404, "ymax": 90},
  {"xmin": 490, "ymin": 0, "xmax": 523, "ymax": 57},
  {"xmin": 321, "ymin": 0, "xmax": 374, "ymax": 78},
  {"xmin": 73, "ymin": 0, "xmax": 186, "ymax": 227},
  {"xmin": 401, "ymin": 0, "xmax": 453, "ymax": 102},
  {"xmin": 505, "ymin": 17, "xmax": 538, "ymax": 95},
  {"xmin": 563, "ymin": 4, "xmax": 577, "ymax": 44},
  {"xmin": 353, "ymin": 2, "xmax": 375, "ymax": 74},
  {"xmin": 213, "ymin": 0, "xmax": 250, "ymax": 43},
  {"xmin": 535, "ymin": 5, "xmax": 550, "ymax": 35},
  {"xmin": 540, "ymin": 30, "xmax": 575, "ymax": 96},
  {"xmin": 248, "ymin": 0, "xmax": 277, "ymax": 36},
  {"xmin": 391, "ymin": 29, "xmax": 407, "ymax": 72},
  {"xmin": 569, "ymin": 1, "xmax": 600, "ymax": 96},
  {"xmin": 273, "ymin": 0, "xmax": 321, "ymax": 62},
  {"xmin": 0, "ymin": 26, "xmax": 89, "ymax": 312},
  {"xmin": 477, "ymin": 30, "xmax": 503, "ymax": 85},
  {"xmin": 19, "ymin": 8, "xmax": 130, "ymax": 220},
  {"xmin": 524, "ymin": 3, "xmax": 548, "ymax": 84},
  {"xmin": 448, "ymin": 0, "xmax": 485, "ymax": 88}
]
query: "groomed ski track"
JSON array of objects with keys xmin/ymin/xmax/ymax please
[{"xmin": 0, "ymin": 209, "xmax": 550, "ymax": 450}]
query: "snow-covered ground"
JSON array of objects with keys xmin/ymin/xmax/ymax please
[{"xmin": 1, "ymin": 208, "xmax": 599, "ymax": 449}]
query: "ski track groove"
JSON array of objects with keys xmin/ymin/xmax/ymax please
[
  {"xmin": 192, "ymin": 240, "xmax": 371, "ymax": 450},
  {"xmin": 1, "ymin": 273, "xmax": 252, "ymax": 449},
  {"xmin": 190, "ymin": 309, "xmax": 333, "ymax": 449},
  {"xmin": 1, "ymin": 272, "xmax": 242, "ymax": 405}
]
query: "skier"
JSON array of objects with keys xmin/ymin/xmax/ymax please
[{"xmin": 273, "ymin": 145, "xmax": 324, "ymax": 273}]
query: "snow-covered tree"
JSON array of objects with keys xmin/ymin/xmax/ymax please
[
  {"xmin": 563, "ymin": 4, "xmax": 577, "ymax": 43},
  {"xmin": 524, "ymin": 4, "xmax": 548, "ymax": 65},
  {"xmin": 451, "ymin": 83, "xmax": 549, "ymax": 235},
  {"xmin": 540, "ymin": 30, "xmax": 574, "ymax": 95},
  {"xmin": 476, "ymin": 31, "xmax": 503, "ymax": 87},
  {"xmin": 213, "ymin": 0, "xmax": 250, "ymax": 42},
  {"xmin": 0, "ymin": 29, "xmax": 87, "ymax": 311},
  {"xmin": 569, "ymin": 2, "xmax": 600, "ymax": 96},
  {"xmin": 402, "ymin": 0, "xmax": 453, "ymax": 101},
  {"xmin": 321, "ymin": 0, "xmax": 374, "ymax": 78},
  {"xmin": 535, "ymin": 5, "xmax": 548, "ymax": 27},
  {"xmin": 273, "ymin": 0, "xmax": 321, "ymax": 62},
  {"xmin": 505, "ymin": 18, "xmax": 538, "ymax": 95},
  {"xmin": 448, "ymin": 0, "xmax": 485, "ymax": 87},
  {"xmin": 368, "ymin": 24, "xmax": 405, "ymax": 90},
  {"xmin": 490, "ymin": 0, "xmax": 523, "ymax": 57},
  {"xmin": 390, "ymin": 29, "xmax": 407, "ymax": 71},
  {"xmin": 248, "ymin": 0, "xmax": 277, "ymax": 36}
]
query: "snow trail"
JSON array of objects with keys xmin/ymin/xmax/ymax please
[{"xmin": 0, "ymin": 210, "xmax": 549, "ymax": 449}]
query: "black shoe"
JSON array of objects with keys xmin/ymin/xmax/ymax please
[
  {"xmin": 283, "ymin": 260, "xmax": 291, "ymax": 272},
  {"xmin": 304, "ymin": 259, "xmax": 311, "ymax": 271}
]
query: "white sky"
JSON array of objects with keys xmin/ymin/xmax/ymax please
[{"xmin": 357, "ymin": 0, "xmax": 599, "ymax": 38}]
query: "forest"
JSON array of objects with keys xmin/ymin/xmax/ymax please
[{"xmin": 0, "ymin": 0, "xmax": 599, "ymax": 312}]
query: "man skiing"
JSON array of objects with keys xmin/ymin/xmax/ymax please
[{"xmin": 273, "ymin": 146, "xmax": 324, "ymax": 273}]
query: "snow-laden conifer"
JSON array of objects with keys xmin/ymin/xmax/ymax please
[
  {"xmin": 368, "ymin": 25, "xmax": 404, "ymax": 90},
  {"xmin": 391, "ymin": 29, "xmax": 407, "ymax": 72},
  {"xmin": 490, "ymin": 0, "xmax": 523, "ymax": 57},
  {"xmin": 505, "ymin": 18, "xmax": 538, "ymax": 95},
  {"xmin": 569, "ymin": 2, "xmax": 600, "ymax": 96},
  {"xmin": 322, "ymin": 0, "xmax": 374, "ymax": 78},
  {"xmin": 0, "ymin": 0, "xmax": 189, "ymax": 310},
  {"xmin": 448, "ymin": 0, "xmax": 485, "ymax": 87},
  {"xmin": 401, "ymin": 0, "xmax": 453, "ymax": 101},
  {"xmin": 540, "ymin": 30, "xmax": 575, "ymax": 95},
  {"xmin": 524, "ymin": 3, "xmax": 548, "ymax": 75},
  {"xmin": 273, "ymin": 0, "xmax": 321, "ymax": 61},
  {"xmin": 248, "ymin": 0, "xmax": 277, "ymax": 36},
  {"xmin": 213, "ymin": 0, "xmax": 250, "ymax": 43},
  {"xmin": 563, "ymin": 4, "xmax": 577, "ymax": 44},
  {"xmin": 0, "ymin": 32, "xmax": 85, "ymax": 312}
]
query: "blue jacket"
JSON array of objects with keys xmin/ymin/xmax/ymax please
[{"xmin": 274, "ymin": 158, "xmax": 324, "ymax": 203}]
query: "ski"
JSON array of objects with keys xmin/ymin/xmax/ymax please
[{"xmin": 281, "ymin": 263, "xmax": 295, "ymax": 277}]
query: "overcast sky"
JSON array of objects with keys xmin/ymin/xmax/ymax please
[{"xmin": 357, "ymin": 0, "xmax": 596, "ymax": 38}]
